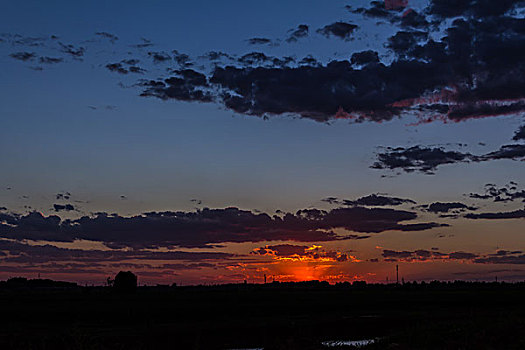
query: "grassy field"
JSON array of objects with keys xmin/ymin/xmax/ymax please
[{"xmin": 0, "ymin": 280, "xmax": 524, "ymax": 349}]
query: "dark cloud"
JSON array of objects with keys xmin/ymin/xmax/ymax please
[
  {"xmin": 121, "ymin": 59, "xmax": 140, "ymax": 65},
  {"xmin": 2, "ymin": 34, "xmax": 47, "ymax": 47},
  {"xmin": 342, "ymin": 194, "xmax": 416, "ymax": 207},
  {"xmin": 0, "ymin": 206, "xmax": 442, "ymax": 249},
  {"xmin": 172, "ymin": 50, "xmax": 193, "ymax": 67},
  {"xmin": 56, "ymin": 192, "xmax": 71, "ymax": 200},
  {"xmin": 286, "ymin": 24, "xmax": 309, "ymax": 43},
  {"xmin": 465, "ymin": 209, "xmax": 525, "ymax": 220},
  {"xmin": 474, "ymin": 254, "xmax": 525, "ymax": 265},
  {"xmin": 139, "ymin": 69, "xmax": 212, "ymax": 102},
  {"xmin": 449, "ymin": 251, "xmax": 478, "ymax": 260},
  {"xmin": 39, "ymin": 56, "xmax": 63, "ymax": 64},
  {"xmin": 247, "ymin": 38, "xmax": 272, "ymax": 45},
  {"xmin": 469, "ymin": 183, "xmax": 525, "ymax": 203},
  {"xmin": 420, "ymin": 202, "xmax": 477, "ymax": 214},
  {"xmin": 382, "ymin": 248, "xmax": 477, "ymax": 262},
  {"xmin": 386, "ymin": 31, "xmax": 428, "ymax": 56},
  {"xmin": 58, "ymin": 42, "xmax": 85, "ymax": 58},
  {"xmin": 113, "ymin": 0, "xmax": 524, "ymax": 124},
  {"xmin": 382, "ymin": 249, "xmax": 414, "ymax": 259},
  {"xmin": 203, "ymin": 51, "xmax": 232, "ymax": 61},
  {"xmin": 128, "ymin": 66, "xmax": 146, "ymax": 74},
  {"xmin": 238, "ymin": 52, "xmax": 273, "ymax": 66},
  {"xmin": 148, "ymin": 51, "xmax": 171, "ymax": 63},
  {"xmin": 385, "ymin": 0, "xmax": 409, "ymax": 10},
  {"xmin": 9, "ymin": 52, "xmax": 36, "ymax": 61},
  {"xmin": 372, "ymin": 144, "xmax": 525, "ymax": 174},
  {"xmin": 428, "ymin": 0, "xmax": 524, "ymax": 19},
  {"xmin": 349, "ymin": 1, "xmax": 395, "ymax": 19},
  {"xmin": 130, "ymin": 38, "xmax": 154, "ymax": 48},
  {"xmin": 321, "ymin": 197, "xmax": 340, "ymax": 205},
  {"xmin": 317, "ymin": 22, "xmax": 358, "ymax": 40},
  {"xmin": 298, "ymin": 55, "xmax": 319, "ymax": 66},
  {"xmin": 371, "ymin": 146, "xmax": 474, "ymax": 174},
  {"xmin": 106, "ymin": 61, "xmax": 145, "ymax": 74},
  {"xmin": 6, "ymin": 1, "xmax": 525, "ymax": 126},
  {"xmin": 350, "ymin": 50, "xmax": 380, "ymax": 66},
  {"xmin": 106, "ymin": 62, "xmax": 128, "ymax": 74},
  {"xmin": 0, "ymin": 240, "xmax": 233, "ymax": 265},
  {"xmin": 480, "ymin": 144, "xmax": 525, "ymax": 161},
  {"xmin": 395, "ymin": 9, "xmax": 430, "ymax": 29},
  {"xmin": 207, "ymin": 60, "xmax": 439, "ymax": 122},
  {"xmin": 513, "ymin": 125, "xmax": 525, "ymax": 141},
  {"xmin": 53, "ymin": 204, "xmax": 76, "ymax": 212},
  {"xmin": 95, "ymin": 31, "xmax": 118, "ymax": 43}
]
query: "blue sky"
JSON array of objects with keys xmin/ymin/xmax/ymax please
[{"xmin": 0, "ymin": 0, "xmax": 524, "ymax": 284}]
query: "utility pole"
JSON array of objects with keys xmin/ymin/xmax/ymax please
[
  {"xmin": 396, "ymin": 265, "xmax": 399, "ymax": 284},
  {"xmin": 264, "ymin": 274, "xmax": 267, "ymax": 284}
]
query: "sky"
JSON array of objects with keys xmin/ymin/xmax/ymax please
[{"xmin": 0, "ymin": 0, "xmax": 524, "ymax": 285}]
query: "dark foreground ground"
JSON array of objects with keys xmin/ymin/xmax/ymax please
[{"xmin": 0, "ymin": 279, "xmax": 524, "ymax": 349}]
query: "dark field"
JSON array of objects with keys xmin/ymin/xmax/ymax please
[{"xmin": 1, "ymin": 280, "xmax": 524, "ymax": 349}]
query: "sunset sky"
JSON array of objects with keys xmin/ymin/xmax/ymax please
[{"xmin": 1, "ymin": 0, "xmax": 524, "ymax": 285}]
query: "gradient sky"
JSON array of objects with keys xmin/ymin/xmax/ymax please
[{"xmin": 0, "ymin": 0, "xmax": 524, "ymax": 285}]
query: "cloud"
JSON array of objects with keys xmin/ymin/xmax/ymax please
[
  {"xmin": 382, "ymin": 248, "xmax": 478, "ymax": 262},
  {"xmin": 286, "ymin": 24, "xmax": 309, "ymax": 43},
  {"xmin": 386, "ymin": 30, "xmax": 428, "ymax": 56},
  {"xmin": 5, "ymin": 0, "xmax": 523, "ymax": 125},
  {"xmin": 39, "ymin": 56, "xmax": 63, "ymax": 64},
  {"xmin": 513, "ymin": 125, "xmax": 525, "ymax": 141},
  {"xmin": 53, "ymin": 204, "xmax": 76, "ymax": 212},
  {"xmin": 382, "ymin": 248, "xmax": 525, "ymax": 268},
  {"xmin": 474, "ymin": 254, "xmax": 525, "ymax": 265},
  {"xmin": 0, "ymin": 205, "xmax": 442, "ymax": 249},
  {"xmin": 130, "ymin": 38, "xmax": 154, "ymax": 48},
  {"xmin": 95, "ymin": 32, "xmax": 118, "ymax": 43},
  {"xmin": 106, "ymin": 63, "xmax": 129, "ymax": 74},
  {"xmin": 9, "ymin": 52, "xmax": 36, "ymax": 61},
  {"xmin": 349, "ymin": 1, "xmax": 396, "ymax": 19},
  {"xmin": 395, "ymin": 9, "xmax": 430, "ymax": 29},
  {"xmin": 0, "ymin": 240, "xmax": 234, "ymax": 265},
  {"xmin": 480, "ymin": 144, "xmax": 525, "ymax": 161},
  {"xmin": 350, "ymin": 50, "xmax": 380, "ymax": 66},
  {"xmin": 371, "ymin": 146, "xmax": 473, "ymax": 174},
  {"xmin": 1, "ymin": 0, "xmax": 523, "ymax": 128},
  {"xmin": 465, "ymin": 209, "xmax": 525, "ymax": 220},
  {"xmin": 469, "ymin": 182, "xmax": 525, "ymax": 203},
  {"xmin": 106, "ymin": 60, "xmax": 146, "ymax": 75},
  {"xmin": 247, "ymin": 38, "xmax": 272, "ymax": 45},
  {"xmin": 139, "ymin": 69, "xmax": 212, "ymax": 102},
  {"xmin": 342, "ymin": 194, "xmax": 416, "ymax": 207},
  {"xmin": 252, "ymin": 244, "xmax": 351, "ymax": 262},
  {"xmin": 147, "ymin": 51, "xmax": 171, "ymax": 63},
  {"xmin": 56, "ymin": 192, "xmax": 71, "ymax": 200},
  {"xmin": 429, "ymin": 0, "xmax": 523, "ymax": 19},
  {"xmin": 58, "ymin": 42, "xmax": 85, "ymax": 58},
  {"xmin": 420, "ymin": 202, "xmax": 477, "ymax": 214},
  {"xmin": 372, "ymin": 144, "xmax": 525, "ymax": 174},
  {"xmin": 385, "ymin": 0, "xmax": 408, "ymax": 10},
  {"xmin": 316, "ymin": 22, "xmax": 358, "ymax": 40},
  {"xmin": 172, "ymin": 50, "xmax": 193, "ymax": 67}
]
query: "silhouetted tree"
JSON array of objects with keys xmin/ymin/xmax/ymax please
[{"xmin": 114, "ymin": 271, "xmax": 137, "ymax": 293}]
